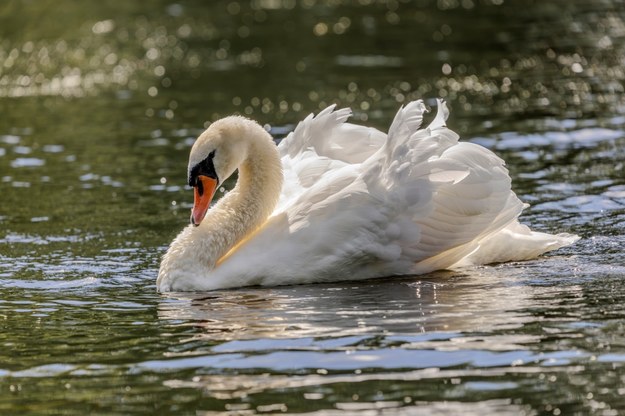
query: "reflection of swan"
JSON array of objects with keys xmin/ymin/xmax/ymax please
[
  {"xmin": 157, "ymin": 268, "xmax": 568, "ymax": 340},
  {"xmin": 156, "ymin": 273, "xmax": 479, "ymax": 339},
  {"xmin": 157, "ymin": 100, "xmax": 578, "ymax": 291}
]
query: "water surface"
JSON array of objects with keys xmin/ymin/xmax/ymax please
[{"xmin": 1, "ymin": 1, "xmax": 625, "ymax": 414}]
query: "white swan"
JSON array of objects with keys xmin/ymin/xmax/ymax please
[{"xmin": 157, "ymin": 99, "xmax": 578, "ymax": 292}]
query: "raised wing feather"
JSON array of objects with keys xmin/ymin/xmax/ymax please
[
  {"xmin": 278, "ymin": 105, "xmax": 353, "ymax": 158},
  {"xmin": 277, "ymin": 106, "xmax": 386, "ymax": 211}
]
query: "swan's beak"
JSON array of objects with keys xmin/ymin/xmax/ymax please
[{"xmin": 191, "ymin": 175, "xmax": 218, "ymax": 226}]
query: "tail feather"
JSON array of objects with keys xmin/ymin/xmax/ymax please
[{"xmin": 454, "ymin": 221, "xmax": 580, "ymax": 266}]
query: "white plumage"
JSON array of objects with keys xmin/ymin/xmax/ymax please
[{"xmin": 157, "ymin": 99, "xmax": 578, "ymax": 291}]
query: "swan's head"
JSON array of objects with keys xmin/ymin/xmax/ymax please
[{"xmin": 187, "ymin": 117, "xmax": 249, "ymax": 226}]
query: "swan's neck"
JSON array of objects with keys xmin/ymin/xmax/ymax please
[
  {"xmin": 158, "ymin": 122, "xmax": 283, "ymax": 284},
  {"xmin": 203, "ymin": 134, "xmax": 283, "ymax": 265}
]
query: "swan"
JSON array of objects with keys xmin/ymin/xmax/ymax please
[{"xmin": 157, "ymin": 99, "xmax": 579, "ymax": 292}]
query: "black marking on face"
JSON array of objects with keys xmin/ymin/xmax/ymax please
[{"xmin": 188, "ymin": 150, "xmax": 219, "ymax": 195}]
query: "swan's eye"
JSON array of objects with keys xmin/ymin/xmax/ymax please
[{"xmin": 188, "ymin": 150, "xmax": 219, "ymax": 188}]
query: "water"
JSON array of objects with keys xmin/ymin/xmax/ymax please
[{"xmin": 1, "ymin": 0, "xmax": 625, "ymax": 414}]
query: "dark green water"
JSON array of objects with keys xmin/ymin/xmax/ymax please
[{"xmin": 1, "ymin": 1, "xmax": 625, "ymax": 414}]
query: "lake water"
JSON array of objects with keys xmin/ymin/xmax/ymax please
[{"xmin": 1, "ymin": 1, "xmax": 625, "ymax": 414}]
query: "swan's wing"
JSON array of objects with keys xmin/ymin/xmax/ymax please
[
  {"xmin": 278, "ymin": 105, "xmax": 351, "ymax": 158},
  {"xmin": 279, "ymin": 105, "xmax": 386, "ymax": 162},
  {"xmin": 409, "ymin": 142, "xmax": 526, "ymax": 271},
  {"xmin": 275, "ymin": 99, "xmax": 550, "ymax": 277},
  {"xmin": 277, "ymin": 105, "xmax": 386, "ymax": 211},
  {"xmin": 379, "ymin": 99, "xmax": 461, "ymax": 181},
  {"xmin": 325, "ymin": 122, "xmax": 387, "ymax": 163},
  {"xmin": 386, "ymin": 99, "xmax": 429, "ymax": 150},
  {"xmin": 366, "ymin": 99, "xmax": 563, "ymax": 271}
]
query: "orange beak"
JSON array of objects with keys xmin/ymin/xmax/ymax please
[{"xmin": 191, "ymin": 175, "xmax": 218, "ymax": 226}]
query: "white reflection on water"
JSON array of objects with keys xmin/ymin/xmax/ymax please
[{"xmin": 156, "ymin": 258, "xmax": 592, "ymax": 343}]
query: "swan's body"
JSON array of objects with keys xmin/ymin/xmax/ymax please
[{"xmin": 157, "ymin": 100, "xmax": 578, "ymax": 292}]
